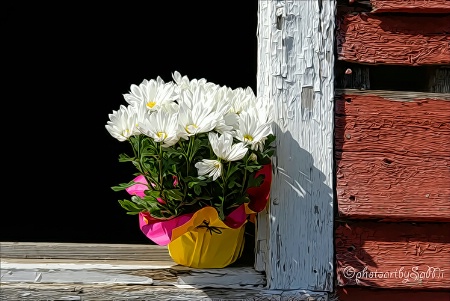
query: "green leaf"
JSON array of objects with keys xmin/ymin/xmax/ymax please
[
  {"xmin": 266, "ymin": 134, "xmax": 276, "ymax": 145},
  {"xmin": 228, "ymin": 181, "xmax": 236, "ymax": 189},
  {"xmin": 111, "ymin": 185, "xmax": 126, "ymax": 192},
  {"xmin": 247, "ymin": 174, "xmax": 264, "ymax": 189},
  {"xmin": 245, "ymin": 164, "xmax": 262, "ymax": 173},
  {"xmin": 194, "ymin": 184, "xmax": 202, "ymax": 195},
  {"xmin": 111, "ymin": 180, "xmax": 141, "ymax": 192},
  {"xmin": 118, "ymin": 153, "xmax": 135, "ymax": 163},
  {"xmin": 226, "ymin": 164, "xmax": 241, "ymax": 178},
  {"xmin": 145, "ymin": 189, "xmax": 161, "ymax": 198},
  {"xmin": 164, "ymin": 189, "xmax": 184, "ymax": 201},
  {"xmin": 118, "ymin": 199, "xmax": 142, "ymax": 214}
]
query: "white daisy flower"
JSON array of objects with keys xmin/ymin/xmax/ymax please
[
  {"xmin": 206, "ymin": 86, "xmax": 236, "ymax": 134},
  {"xmin": 105, "ymin": 105, "xmax": 138, "ymax": 142},
  {"xmin": 195, "ymin": 132, "xmax": 248, "ymax": 181},
  {"xmin": 172, "ymin": 71, "xmax": 221, "ymax": 93},
  {"xmin": 235, "ymin": 108, "xmax": 272, "ymax": 151},
  {"xmin": 194, "ymin": 159, "xmax": 223, "ymax": 181},
  {"xmin": 138, "ymin": 109, "xmax": 180, "ymax": 147},
  {"xmin": 253, "ymin": 95, "xmax": 274, "ymax": 124},
  {"xmin": 210, "ymin": 132, "xmax": 248, "ymax": 161},
  {"xmin": 132, "ymin": 100, "xmax": 153, "ymax": 131},
  {"xmin": 229, "ymin": 87, "xmax": 256, "ymax": 115},
  {"xmin": 160, "ymin": 101, "xmax": 180, "ymax": 114},
  {"xmin": 123, "ymin": 77, "xmax": 179, "ymax": 112},
  {"xmin": 216, "ymin": 86, "xmax": 257, "ymax": 132},
  {"xmin": 177, "ymin": 86, "xmax": 229, "ymax": 140},
  {"xmin": 214, "ymin": 117, "xmax": 235, "ymax": 135}
]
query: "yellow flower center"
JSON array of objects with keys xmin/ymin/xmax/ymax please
[
  {"xmin": 122, "ymin": 129, "xmax": 131, "ymax": 137},
  {"xmin": 157, "ymin": 132, "xmax": 167, "ymax": 139},
  {"xmin": 147, "ymin": 101, "xmax": 157, "ymax": 109},
  {"xmin": 243, "ymin": 134, "xmax": 254, "ymax": 142},
  {"xmin": 214, "ymin": 162, "xmax": 221, "ymax": 168},
  {"xmin": 185, "ymin": 124, "xmax": 198, "ymax": 134}
]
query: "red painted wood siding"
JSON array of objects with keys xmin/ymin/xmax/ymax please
[
  {"xmin": 337, "ymin": 287, "xmax": 450, "ymax": 301},
  {"xmin": 335, "ymin": 91, "xmax": 450, "ymax": 221},
  {"xmin": 336, "ymin": 13, "xmax": 450, "ymax": 65},
  {"xmin": 371, "ymin": 0, "xmax": 450, "ymax": 13},
  {"xmin": 335, "ymin": 221, "xmax": 450, "ymax": 289}
]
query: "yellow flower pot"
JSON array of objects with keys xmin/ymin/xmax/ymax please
[{"xmin": 167, "ymin": 206, "xmax": 246, "ymax": 268}]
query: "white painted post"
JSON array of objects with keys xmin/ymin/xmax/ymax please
[{"xmin": 256, "ymin": 0, "xmax": 335, "ymax": 291}]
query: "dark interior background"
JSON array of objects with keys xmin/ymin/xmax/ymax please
[{"xmin": 2, "ymin": 2, "xmax": 258, "ymax": 244}]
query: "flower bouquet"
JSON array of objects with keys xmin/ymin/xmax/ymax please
[{"xmin": 105, "ymin": 71, "xmax": 275, "ymax": 268}]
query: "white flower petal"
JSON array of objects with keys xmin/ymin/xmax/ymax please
[
  {"xmin": 235, "ymin": 110, "xmax": 272, "ymax": 148},
  {"xmin": 177, "ymin": 87, "xmax": 226, "ymax": 137},
  {"xmin": 195, "ymin": 159, "xmax": 222, "ymax": 181},
  {"xmin": 105, "ymin": 105, "xmax": 138, "ymax": 142},
  {"xmin": 138, "ymin": 110, "xmax": 179, "ymax": 147},
  {"xmin": 225, "ymin": 142, "xmax": 248, "ymax": 161},
  {"xmin": 208, "ymin": 132, "xmax": 248, "ymax": 162},
  {"xmin": 123, "ymin": 78, "xmax": 179, "ymax": 112}
]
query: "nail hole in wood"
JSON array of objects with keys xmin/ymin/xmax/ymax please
[{"xmin": 383, "ymin": 158, "xmax": 393, "ymax": 164}]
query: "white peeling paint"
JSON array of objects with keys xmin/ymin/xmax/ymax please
[
  {"xmin": 2, "ymin": 283, "xmax": 329, "ymax": 300},
  {"xmin": 1, "ymin": 269, "xmax": 153, "ymax": 285},
  {"xmin": 177, "ymin": 267, "xmax": 266, "ymax": 288},
  {"xmin": 256, "ymin": 0, "xmax": 335, "ymax": 291},
  {"xmin": 0, "ymin": 261, "xmax": 173, "ymax": 270}
]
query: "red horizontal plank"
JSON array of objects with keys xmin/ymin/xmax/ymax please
[
  {"xmin": 336, "ymin": 151, "xmax": 450, "ymax": 221},
  {"xmin": 337, "ymin": 287, "xmax": 450, "ymax": 301},
  {"xmin": 337, "ymin": 13, "xmax": 450, "ymax": 65},
  {"xmin": 335, "ymin": 222, "xmax": 450, "ymax": 289},
  {"xmin": 335, "ymin": 93, "xmax": 450, "ymax": 221},
  {"xmin": 335, "ymin": 93, "xmax": 450, "ymax": 158},
  {"xmin": 371, "ymin": 0, "xmax": 450, "ymax": 13}
]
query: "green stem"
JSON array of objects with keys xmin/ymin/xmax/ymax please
[
  {"xmin": 131, "ymin": 136, "xmax": 157, "ymax": 188},
  {"xmin": 221, "ymin": 161, "xmax": 231, "ymax": 207},
  {"xmin": 158, "ymin": 143, "xmax": 163, "ymax": 188},
  {"xmin": 241, "ymin": 156, "xmax": 249, "ymax": 194},
  {"xmin": 187, "ymin": 136, "xmax": 196, "ymax": 170},
  {"xmin": 136, "ymin": 136, "xmax": 160, "ymax": 190}
]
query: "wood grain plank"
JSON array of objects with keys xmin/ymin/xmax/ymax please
[
  {"xmin": 334, "ymin": 91, "xmax": 450, "ymax": 221},
  {"xmin": 336, "ymin": 89, "xmax": 450, "ymax": 101},
  {"xmin": 0, "ymin": 258, "xmax": 266, "ymax": 289},
  {"xmin": 337, "ymin": 13, "xmax": 450, "ymax": 65},
  {"xmin": 0, "ymin": 241, "xmax": 172, "ymax": 261},
  {"xmin": 0, "ymin": 256, "xmax": 321, "ymax": 301},
  {"xmin": 256, "ymin": 0, "xmax": 335, "ymax": 291},
  {"xmin": 335, "ymin": 94, "xmax": 450, "ymax": 157},
  {"xmin": 337, "ymin": 287, "xmax": 450, "ymax": 301},
  {"xmin": 335, "ymin": 221, "xmax": 450, "ymax": 289},
  {"xmin": 336, "ymin": 151, "xmax": 450, "ymax": 221},
  {"xmin": 0, "ymin": 283, "xmax": 328, "ymax": 301},
  {"xmin": 370, "ymin": 0, "xmax": 450, "ymax": 13}
]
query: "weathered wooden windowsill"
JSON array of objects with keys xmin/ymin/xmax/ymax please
[{"xmin": 0, "ymin": 242, "xmax": 328, "ymax": 300}]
